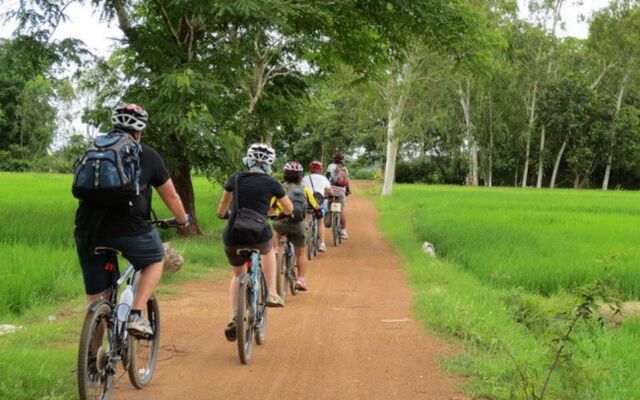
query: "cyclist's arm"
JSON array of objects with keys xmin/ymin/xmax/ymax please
[
  {"xmin": 278, "ymin": 195, "xmax": 294, "ymax": 215},
  {"xmin": 156, "ymin": 179, "xmax": 189, "ymax": 224},
  {"xmin": 216, "ymin": 190, "xmax": 233, "ymax": 218}
]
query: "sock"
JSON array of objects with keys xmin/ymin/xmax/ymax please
[{"xmin": 130, "ymin": 309, "xmax": 142, "ymax": 317}]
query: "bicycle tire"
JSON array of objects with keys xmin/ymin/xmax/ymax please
[
  {"xmin": 255, "ymin": 271, "xmax": 268, "ymax": 345},
  {"xmin": 332, "ymin": 212, "xmax": 340, "ymax": 247},
  {"xmin": 306, "ymin": 226, "xmax": 313, "ymax": 261},
  {"xmin": 288, "ymin": 245, "xmax": 299, "ymax": 296},
  {"xmin": 276, "ymin": 246, "xmax": 288, "ymax": 302},
  {"xmin": 127, "ymin": 295, "xmax": 160, "ymax": 389},
  {"xmin": 236, "ymin": 274, "xmax": 254, "ymax": 364},
  {"xmin": 77, "ymin": 301, "xmax": 114, "ymax": 400}
]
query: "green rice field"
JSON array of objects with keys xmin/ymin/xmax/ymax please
[
  {"xmin": 0, "ymin": 172, "xmax": 226, "ymax": 399},
  {"xmin": 375, "ymin": 184, "xmax": 640, "ymax": 399}
]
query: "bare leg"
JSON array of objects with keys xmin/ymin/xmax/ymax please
[
  {"xmin": 319, "ymin": 222, "xmax": 326, "ymax": 244},
  {"xmin": 295, "ymin": 246, "xmax": 308, "ymax": 277},
  {"xmin": 229, "ymin": 265, "xmax": 247, "ymax": 314},
  {"xmin": 261, "ymin": 248, "xmax": 277, "ymax": 296},
  {"xmin": 132, "ymin": 260, "xmax": 163, "ymax": 310}
]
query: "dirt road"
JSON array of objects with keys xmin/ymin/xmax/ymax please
[{"xmin": 116, "ymin": 191, "xmax": 466, "ymax": 399}]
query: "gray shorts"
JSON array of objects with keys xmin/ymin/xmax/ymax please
[
  {"xmin": 75, "ymin": 229, "xmax": 165, "ymax": 295},
  {"xmin": 224, "ymin": 241, "xmax": 273, "ymax": 267}
]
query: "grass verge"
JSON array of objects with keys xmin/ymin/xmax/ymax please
[{"xmin": 373, "ymin": 184, "xmax": 640, "ymax": 399}]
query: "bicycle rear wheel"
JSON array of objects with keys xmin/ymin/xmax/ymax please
[
  {"xmin": 77, "ymin": 301, "xmax": 114, "ymax": 400},
  {"xmin": 127, "ymin": 295, "xmax": 160, "ymax": 389},
  {"xmin": 255, "ymin": 271, "xmax": 268, "ymax": 345},
  {"xmin": 288, "ymin": 246, "xmax": 299, "ymax": 296},
  {"xmin": 276, "ymin": 245, "xmax": 288, "ymax": 302},
  {"xmin": 236, "ymin": 274, "xmax": 254, "ymax": 364},
  {"xmin": 332, "ymin": 212, "xmax": 341, "ymax": 247}
]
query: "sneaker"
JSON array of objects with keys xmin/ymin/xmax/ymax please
[
  {"xmin": 266, "ymin": 294, "xmax": 285, "ymax": 308},
  {"xmin": 295, "ymin": 277, "xmax": 308, "ymax": 291},
  {"xmin": 318, "ymin": 243, "xmax": 327, "ymax": 252},
  {"xmin": 340, "ymin": 229, "xmax": 349, "ymax": 239},
  {"xmin": 224, "ymin": 317, "xmax": 237, "ymax": 342},
  {"xmin": 127, "ymin": 314, "xmax": 153, "ymax": 337}
]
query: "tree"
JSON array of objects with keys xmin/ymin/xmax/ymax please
[{"xmin": 588, "ymin": 0, "xmax": 640, "ymax": 189}]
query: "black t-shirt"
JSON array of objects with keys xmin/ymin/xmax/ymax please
[
  {"xmin": 223, "ymin": 172, "xmax": 285, "ymax": 245},
  {"xmin": 74, "ymin": 142, "xmax": 171, "ymax": 238}
]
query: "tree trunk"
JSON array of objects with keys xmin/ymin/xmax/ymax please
[
  {"xmin": 522, "ymin": 81, "xmax": 538, "ymax": 188},
  {"xmin": 602, "ymin": 75, "xmax": 628, "ymax": 190},
  {"xmin": 488, "ymin": 98, "xmax": 493, "ymax": 187},
  {"xmin": 381, "ymin": 108, "xmax": 400, "ymax": 196},
  {"xmin": 536, "ymin": 125, "xmax": 546, "ymax": 188},
  {"xmin": 459, "ymin": 79, "xmax": 478, "ymax": 186},
  {"xmin": 573, "ymin": 174, "xmax": 582, "ymax": 189},
  {"xmin": 549, "ymin": 138, "xmax": 567, "ymax": 189},
  {"xmin": 170, "ymin": 162, "xmax": 202, "ymax": 235}
]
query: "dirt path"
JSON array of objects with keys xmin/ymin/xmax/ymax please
[{"xmin": 116, "ymin": 191, "xmax": 467, "ymax": 400}]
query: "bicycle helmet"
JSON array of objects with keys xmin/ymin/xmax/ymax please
[
  {"xmin": 309, "ymin": 160, "xmax": 323, "ymax": 173},
  {"xmin": 246, "ymin": 143, "xmax": 276, "ymax": 165},
  {"xmin": 283, "ymin": 160, "xmax": 304, "ymax": 180},
  {"xmin": 333, "ymin": 151, "xmax": 345, "ymax": 162},
  {"xmin": 112, "ymin": 103, "xmax": 148, "ymax": 132}
]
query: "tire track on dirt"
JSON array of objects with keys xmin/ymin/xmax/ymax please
[{"xmin": 115, "ymin": 189, "xmax": 467, "ymax": 399}]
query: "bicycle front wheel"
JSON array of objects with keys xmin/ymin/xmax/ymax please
[
  {"xmin": 77, "ymin": 301, "xmax": 114, "ymax": 400},
  {"xmin": 127, "ymin": 295, "xmax": 160, "ymax": 389},
  {"xmin": 236, "ymin": 274, "xmax": 254, "ymax": 364}
]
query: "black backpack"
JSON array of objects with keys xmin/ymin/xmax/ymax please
[
  {"xmin": 72, "ymin": 131, "xmax": 142, "ymax": 206},
  {"xmin": 285, "ymin": 183, "xmax": 307, "ymax": 222}
]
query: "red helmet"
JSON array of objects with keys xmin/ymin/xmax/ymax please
[
  {"xmin": 309, "ymin": 160, "xmax": 323, "ymax": 173},
  {"xmin": 333, "ymin": 151, "xmax": 344, "ymax": 162},
  {"xmin": 283, "ymin": 161, "xmax": 303, "ymax": 180}
]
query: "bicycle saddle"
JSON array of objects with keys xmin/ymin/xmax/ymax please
[{"xmin": 94, "ymin": 246, "xmax": 123, "ymax": 256}]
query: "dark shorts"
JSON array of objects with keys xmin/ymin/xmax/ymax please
[
  {"xmin": 272, "ymin": 220, "xmax": 307, "ymax": 247},
  {"xmin": 75, "ymin": 229, "xmax": 165, "ymax": 295},
  {"xmin": 224, "ymin": 241, "xmax": 273, "ymax": 267}
]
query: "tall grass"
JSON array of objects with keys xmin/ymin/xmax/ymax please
[
  {"xmin": 0, "ymin": 172, "xmax": 228, "ymax": 399},
  {"xmin": 390, "ymin": 185, "xmax": 640, "ymax": 298},
  {"xmin": 375, "ymin": 184, "xmax": 640, "ymax": 399}
]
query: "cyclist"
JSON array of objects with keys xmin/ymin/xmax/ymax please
[
  {"xmin": 302, "ymin": 160, "xmax": 333, "ymax": 252},
  {"xmin": 216, "ymin": 143, "xmax": 293, "ymax": 342},
  {"xmin": 74, "ymin": 103, "xmax": 190, "ymax": 337},
  {"xmin": 326, "ymin": 151, "xmax": 351, "ymax": 239},
  {"xmin": 272, "ymin": 161, "xmax": 320, "ymax": 291}
]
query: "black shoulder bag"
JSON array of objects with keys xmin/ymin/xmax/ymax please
[{"xmin": 229, "ymin": 172, "xmax": 268, "ymax": 243}]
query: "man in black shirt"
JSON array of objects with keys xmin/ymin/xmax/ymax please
[{"xmin": 74, "ymin": 103, "xmax": 190, "ymax": 337}]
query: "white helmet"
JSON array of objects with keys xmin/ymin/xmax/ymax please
[
  {"xmin": 246, "ymin": 143, "xmax": 276, "ymax": 165},
  {"xmin": 111, "ymin": 103, "xmax": 148, "ymax": 132}
]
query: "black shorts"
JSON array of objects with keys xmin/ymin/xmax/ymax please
[
  {"xmin": 75, "ymin": 229, "xmax": 165, "ymax": 295},
  {"xmin": 224, "ymin": 241, "xmax": 272, "ymax": 267}
]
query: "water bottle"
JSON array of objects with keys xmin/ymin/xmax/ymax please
[{"xmin": 117, "ymin": 285, "xmax": 134, "ymax": 322}]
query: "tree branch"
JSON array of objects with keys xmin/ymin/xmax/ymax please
[{"xmin": 153, "ymin": 0, "xmax": 181, "ymax": 46}]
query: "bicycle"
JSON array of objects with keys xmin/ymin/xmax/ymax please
[
  {"xmin": 276, "ymin": 233, "xmax": 298, "ymax": 301},
  {"xmin": 328, "ymin": 195, "xmax": 343, "ymax": 247},
  {"xmin": 77, "ymin": 219, "xmax": 177, "ymax": 400},
  {"xmin": 306, "ymin": 208, "xmax": 320, "ymax": 260},
  {"xmin": 234, "ymin": 248, "xmax": 268, "ymax": 364}
]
